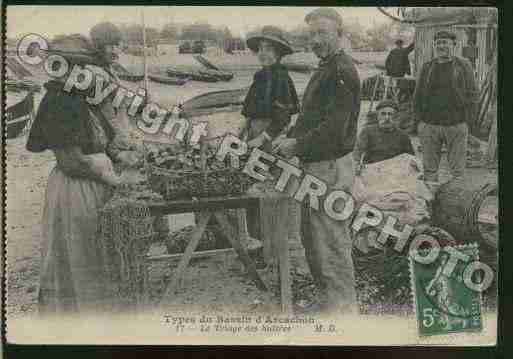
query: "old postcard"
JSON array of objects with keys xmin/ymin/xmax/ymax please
[{"xmin": 3, "ymin": 6, "xmax": 498, "ymax": 345}]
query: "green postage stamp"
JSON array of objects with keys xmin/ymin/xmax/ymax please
[{"xmin": 409, "ymin": 243, "xmax": 483, "ymax": 336}]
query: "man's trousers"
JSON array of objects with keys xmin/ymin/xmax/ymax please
[
  {"xmin": 418, "ymin": 121, "xmax": 468, "ymax": 183},
  {"xmin": 300, "ymin": 155, "xmax": 357, "ymax": 314}
]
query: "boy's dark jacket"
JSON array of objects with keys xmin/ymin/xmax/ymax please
[{"xmin": 242, "ymin": 63, "xmax": 300, "ymax": 138}]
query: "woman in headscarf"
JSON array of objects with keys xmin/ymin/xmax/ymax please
[{"xmin": 26, "ymin": 26, "xmax": 140, "ymax": 314}]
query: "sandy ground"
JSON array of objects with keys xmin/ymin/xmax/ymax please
[{"xmin": 5, "ymin": 51, "xmax": 498, "ymax": 345}]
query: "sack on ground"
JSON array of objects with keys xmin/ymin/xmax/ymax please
[{"xmin": 353, "ymin": 153, "xmax": 432, "ymax": 226}]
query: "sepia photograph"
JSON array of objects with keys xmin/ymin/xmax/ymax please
[{"xmin": 3, "ymin": 6, "xmax": 499, "ymax": 346}]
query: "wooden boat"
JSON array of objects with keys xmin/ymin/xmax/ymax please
[
  {"xmin": 180, "ymin": 88, "xmax": 249, "ymax": 115},
  {"xmin": 148, "ymin": 73, "xmax": 190, "ymax": 86},
  {"xmin": 198, "ymin": 69, "xmax": 234, "ymax": 82},
  {"xmin": 166, "ymin": 68, "xmax": 219, "ymax": 83},
  {"xmin": 117, "ymin": 73, "xmax": 145, "ymax": 82},
  {"xmin": 111, "ymin": 62, "xmax": 145, "ymax": 82},
  {"xmin": 6, "ymin": 91, "xmax": 35, "ymax": 139},
  {"xmin": 193, "ymin": 55, "xmax": 234, "ymax": 81},
  {"xmin": 193, "ymin": 54, "xmax": 219, "ymax": 71},
  {"xmin": 180, "ymin": 86, "xmax": 305, "ymax": 117}
]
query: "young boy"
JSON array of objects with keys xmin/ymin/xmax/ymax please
[
  {"xmin": 242, "ymin": 26, "xmax": 300, "ymax": 149},
  {"xmin": 240, "ymin": 26, "xmax": 300, "ymax": 253}
]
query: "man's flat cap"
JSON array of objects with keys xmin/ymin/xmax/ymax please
[
  {"xmin": 305, "ymin": 8, "xmax": 343, "ymax": 27},
  {"xmin": 434, "ymin": 30, "xmax": 457, "ymax": 41}
]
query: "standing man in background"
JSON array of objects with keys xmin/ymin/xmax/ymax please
[
  {"xmin": 273, "ymin": 8, "xmax": 360, "ymax": 314},
  {"xmin": 385, "ymin": 39, "xmax": 415, "ymax": 103},
  {"xmin": 414, "ymin": 30, "xmax": 478, "ymax": 191},
  {"xmin": 385, "ymin": 39, "xmax": 415, "ymax": 78}
]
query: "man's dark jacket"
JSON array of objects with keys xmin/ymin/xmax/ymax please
[
  {"xmin": 291, "ymin": 49, "xmax": 361, "ymax": 163},
  {"xmin": 413, "ymin": 56, "xmax": 479, "ymax": 127},
  {"xmin": 385, "ymin": 43, "xmax": 414, "ymax": 77}
]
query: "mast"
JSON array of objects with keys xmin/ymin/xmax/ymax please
[{"xmin": 141, "ymin": 8, "xmax": 149, "ymax": 98}]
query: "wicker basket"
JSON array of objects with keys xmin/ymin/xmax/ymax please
[
  {"xmin": 143, "ymin": 140, "xmax": 253, "ymax": 200},
  {"xmin": 147, "ymin": 164, "xmax": 253, "ymax": 200}
]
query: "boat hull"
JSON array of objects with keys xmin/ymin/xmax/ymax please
[
  {"xmin": 6, "ymin": 115, "xmax": 32, "ymax": 139},
  {"xmin": 149, "ymin": 74, "xmax": 190, "ymax": 86},
  {"xmin": 117, "ymin": 73, "xmax": 145, "ymax": 82},
  {"xmin": 181, "ymin": 88, "xmax": 249, "ymax": 115},
  {"xmin": 6, "ymin": 91, "xmax": 34, "ymax": 139},
  {"xmin": 166, "ymin": 68, "xmax": 219, "ymax": 83}
]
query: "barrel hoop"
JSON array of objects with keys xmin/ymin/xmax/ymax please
[{"xmin": 466, "ymin": 183, "xmax": 497, "ymax": 238}]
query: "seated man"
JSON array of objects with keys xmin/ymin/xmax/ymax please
[
  {"xmin": 353, "ymin": 99, "xmax": 415, "ymax": 175},
  {"xmin": 352, "ymin": 100, "xmax": 432, "ymax": 254}
]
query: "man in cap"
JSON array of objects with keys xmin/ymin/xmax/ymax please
[
  {"xmin": 273, "ymin": 8, "xmax": 360, "ymax": 314},
  {"xmin": 413, "ymin": 30, "xmax": 478, "ymax": 190},
  {"xmin": 385, "ymin": 39, "xmax": 415, "ymax": 78},
  {"xmin": 385, "ymin": 39, "xmax": 415, "ymax": 102},
  {"xmin": 353, "ymin": 99, "xmax": 415, "ymax": 175}
]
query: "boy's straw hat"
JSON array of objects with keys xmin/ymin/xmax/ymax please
[{"xmin": 246, "ymin": 26, "xmax": 294, "ymax": 57}]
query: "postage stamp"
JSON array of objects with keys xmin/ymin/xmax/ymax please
[
  {"xmin": 3, "ymin": 5, "xmax": 498, "ymax": 346},
  {"xmin": 409, "ymin": 243, "xmax": 484, "ymax": 336}
]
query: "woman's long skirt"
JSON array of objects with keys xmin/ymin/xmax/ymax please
[{"xmin": 38, "ymin": 167, "xmax": 113, "ymax": 314}]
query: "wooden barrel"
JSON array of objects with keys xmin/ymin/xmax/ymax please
[{"xmin": 432, "ymin": 176, "xmax": 498, "ymax": 252}]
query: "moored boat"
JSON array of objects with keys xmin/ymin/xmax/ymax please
[
  {"xmin": 148, "ymin": 73, "xmax": 190, "ymax": 86},
  {"xmin": 193, "ymin": 55, "xmax": 234, "ymax": 81},
  {"xmin": 6, "ymin": 91, "xmax": 35, "ymax": 139},
  {"xmin": 198, "ymin": 69, "xmax": 234, "ymax": 82},
  {"xmin": 111, "ymin": 62, "xmax": 145, "ymax": 82},
  {"xmin": 180, "ymin": 88, "xmax": 249, "ymax": 115},
  {"xmin": 166, "ymin": 68, "xmax": 219, "ymax": 83},
  {"xmin": 117, "ymin": 73, "xmax": 145, "ymax": 82}
]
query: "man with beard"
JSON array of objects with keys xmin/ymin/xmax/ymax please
[
  {"xmin": 273, "ymin": 8, "xmax": 360, "ymax": 314},
  {"xmin": 353, "ymin": 99, "xmax": 415, "ymax": 175},
  {"xmin": 414, "ymin": 30, "xmax": 478, "ymax": 191}
]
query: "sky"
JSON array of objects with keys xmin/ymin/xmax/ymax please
[{"xmin": 6, "ymin": 6, "xmax": 397, "ymax": 39}]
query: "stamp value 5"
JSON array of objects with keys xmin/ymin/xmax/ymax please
[{"xmin": 410, "ymin": 244, "xmax": 483, "ymax": 336}]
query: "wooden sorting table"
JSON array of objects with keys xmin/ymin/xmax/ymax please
[{"xmin": 148, "ymin": 194, "xmax": 293, "ymax": 312}]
